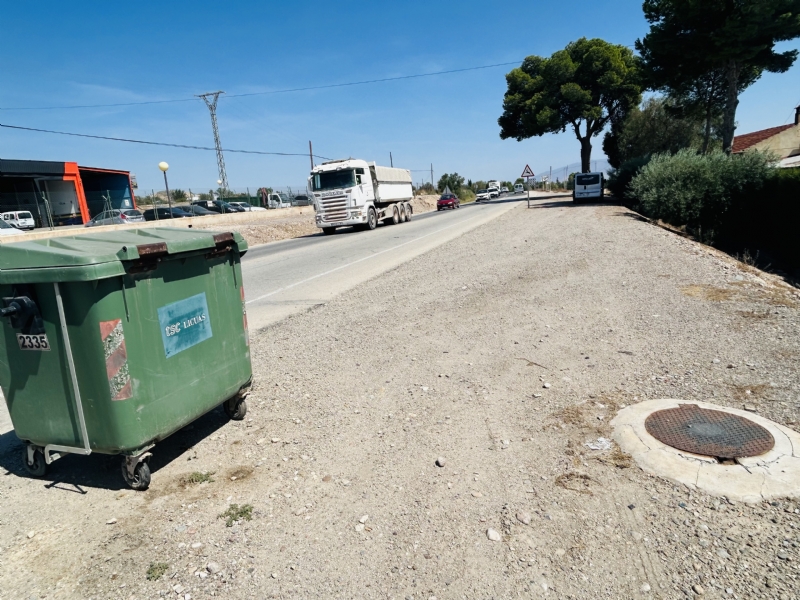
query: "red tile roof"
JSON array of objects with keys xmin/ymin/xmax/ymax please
[{"xmin": 732, "ymin": 124, "xmax": 794, "ymax": 153}]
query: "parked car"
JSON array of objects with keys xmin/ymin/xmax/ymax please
[
  {"xmin": 0, "ymin": 219, "xmax": 25, "ymax": 237},
  {"xmin": 487, "ymin": 186, "xmax": 500, "ymax": 198},
  {"xmin": 1, "ymin": 211, "xmax": 36, "ymax": 230},
  {"xmin": 437, "ymin": 193, "xmax": 460, "ymax": 211},
  {"xmin": 476, "ymin": 189, "xmax": 491, "ymax": 202},
  {"xmin": 293, "ymin": 194, "xmax": 313, "ymax": 207},
  {"xmin": 182, "ymin": 204, "xmax": 216, "ymax": 216},
  {"xmin": 228, "ymin": 201, "xmax": 266, "ymax": 212},
  {"xmin": 500, "ymin": 187, "xmax": 509, "ymax": 195},
  {"xmin": 514, "ymin": 183, "xmax": 525, "ymax": 194},
  {"xmin": 142, "ymin": 207, "xmax": 193, "ymax": 221},
  {"xmin": 85, "ymin": 209, "xmax": 145, "ymax": 227},
  {"xmin": 191, "ymin": 200, "xmax": 244, "ymax": 214}
]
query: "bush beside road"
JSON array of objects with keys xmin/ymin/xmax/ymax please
[{"xmin": 0, "ymin": 200, "xmax": 797, "ymax": 598}]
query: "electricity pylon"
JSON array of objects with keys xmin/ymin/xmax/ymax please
[{"xmin": 196, "ymin": 91, "xmax": 228, "ymax": 190}]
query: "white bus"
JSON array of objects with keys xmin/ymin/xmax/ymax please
[{"xmin": 573, "ymin": 172, "xmax": 604, "ymax": 202}]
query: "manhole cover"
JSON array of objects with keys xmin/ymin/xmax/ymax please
[{"xmin": 645, "ymin": 404, "xmax": 774, "ymax": 459}]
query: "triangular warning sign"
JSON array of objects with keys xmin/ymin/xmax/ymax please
[{"xmin": 521, "ymin": 164, "xmax": 534, "ymax": 178}]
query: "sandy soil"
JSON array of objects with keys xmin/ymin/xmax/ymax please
[{"xmin": 1, "ymin": 200, "xmax": 799, "ymax": 600}]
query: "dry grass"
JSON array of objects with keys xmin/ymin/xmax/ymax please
[
  {"xmin": 681, "ymin": 284, "xmax": 734, "ymax": 302},
  {"xmin": 594, "ymin": 446, "xmax": 634, "ymax": 469},
  {"xmin": 737, "ymin": 309, "xmax": 772, "ymax": 321},
  {"xmin": 727, "ymin": 383, "xmax": 771, "ymax": 402},
  {"xmin": 555, "ymin": 472, "xmax": 594, "ymax": 495}
]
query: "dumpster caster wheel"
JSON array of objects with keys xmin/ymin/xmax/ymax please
[
  {"xmin": 23, "ymin": 445, "xmax": 47, "ymax": 477},
  {"xmin": 224, "ymin": 396, "xmax": 247, "ymax": 420},
  {"xmin": 122, "ymin": 458, "xmax": 151, "ymax": 491}
]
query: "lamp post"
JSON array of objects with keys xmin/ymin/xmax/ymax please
[
  {"xmin": 159, "ymin": 162, "xmax": 173, "ymax": 218},
  {"xmin": 217, "ymin": 179, "xmax": 224, "ymax": 212}
]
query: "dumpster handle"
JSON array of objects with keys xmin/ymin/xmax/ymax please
[{"xmin": 46, "ymin": 282, "xmax": 91, "ymax": 463}]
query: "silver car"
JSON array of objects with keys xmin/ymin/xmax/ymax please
[{"xmin": 85, "ymin": 209, "xmax": 145, "ymax": 227}]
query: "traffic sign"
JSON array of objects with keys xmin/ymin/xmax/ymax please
[{"xmin": 521, "ymin": 164, "xmax": 534, "ymax": 178}]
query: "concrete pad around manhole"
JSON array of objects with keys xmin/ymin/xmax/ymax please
[{"xmin": 611, "ymin": 399, "xmax": 800, "ymax": 503}]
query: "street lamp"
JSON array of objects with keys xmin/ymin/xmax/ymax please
[{"xmin": 159, "ymin": 161, "xmax": 173, "ymax": 218}]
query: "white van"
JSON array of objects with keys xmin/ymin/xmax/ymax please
[
  {"xmin": 514, "ymin": 183, "xmax": 525, "ymax": 194},
  {"xmin": 573, "ymin": 172, "xmax": 605, "ymax": 202},
  {"xmin": 1, "ymin": 211, "xmax": 35, "ymax": 230}
]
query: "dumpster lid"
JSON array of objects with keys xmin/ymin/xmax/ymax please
[{"xmin": 0, "ymin": 227, "xmax": 247, "ymax": 283}]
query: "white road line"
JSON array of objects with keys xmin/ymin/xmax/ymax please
[{"xmin": 246, "ymin": 209, "xmax": 488, "ymax": 305}]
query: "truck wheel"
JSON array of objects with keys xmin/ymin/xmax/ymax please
[
  {"xmin": 391, "ymin": 206, "xmax": 400, "ymax": 225},
  {"xmin": 224, "ymin": 396, "xmax": 247, "ymax": 420},
  {"xmin": 121, "ymin": 460, "xmax": 151, "ymax": 491},
  {"xmin": 405, "ymin": 204, "xmax": 412, "ymax": 221},
  {"xmin": 322, "ymin": 227, "xmax": 336, "ymax": 235},
  {"xmin": 23, "ymin": 445, "xmax": 46, "ymax": 477},
  {"xmin": 366, "ymin": 208, "xmax": 377, "ymax": 230}
]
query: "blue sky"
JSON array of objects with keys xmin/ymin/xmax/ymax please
[{"xmin": 1, "ymin": 0, "xmax": 798, "ymax": 194}]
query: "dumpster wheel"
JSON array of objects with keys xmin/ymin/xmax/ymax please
[
  {"xmin": 23, "ymin": 444, "xmax": 47, "ymax": 477},
  {"xmin": 122, "ymin": 453, "xmax": 152, "ymax": 491},
  {"xmin": 223, "ymin": 395, "xmax": 248, "ymax": 421}
]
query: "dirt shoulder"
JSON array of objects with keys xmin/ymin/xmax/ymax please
[
  {"xmin": 1, "ymin": 200, "xmax": 798, "ymax": 599},
  {"xmin": 190, "ymin": 195, "xmax": 440, "ymax": 247}
]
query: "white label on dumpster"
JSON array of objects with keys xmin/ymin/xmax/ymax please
[
  {"xmin": 157, "ymin": 292, "xmax": 213, "ymax": 358},
  {"xmin": 16, "ymin": 333, "xmax": 51, "ymax": 351}
]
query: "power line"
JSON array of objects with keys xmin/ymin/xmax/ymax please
[
  {"xmin": 0, "ymin": 61, "xmax": 522, "ymax": 111},
  {"xmin": 0, "ymin": 122, "xmax": 333, "ymax": 160}
]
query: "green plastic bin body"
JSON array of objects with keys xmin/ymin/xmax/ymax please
[{"xmin": 0, "ymin": 228, "xmax": 251, "ymax": 455}]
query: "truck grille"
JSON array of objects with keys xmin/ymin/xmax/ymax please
[{"xmin": 320, "ymin": 196, "xmax": 347, "ymax": 222}]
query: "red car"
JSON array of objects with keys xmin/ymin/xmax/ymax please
[{"xmin": 437, "ymin": 193, "xmax": 460, "ymax": 210}]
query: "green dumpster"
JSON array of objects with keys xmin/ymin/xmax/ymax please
[{"xmin": 0, "ymin": 228, "xmax": 252, "ymax": 489}]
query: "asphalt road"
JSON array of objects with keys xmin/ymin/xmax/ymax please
[{"xmin": 240, "ymin": 194, "xmax": 538, "ymax": 330}]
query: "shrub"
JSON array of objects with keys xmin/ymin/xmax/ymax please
[
  {"xmin": 628, "ymin": 149, "xmax": 774, "ymax": 241},
  {"xmin": 456, "ymin": 188, "xmax": 476, "ymax": 202},
  {"xmin": 606, "ymin": 155, "xmax": 652, "ymax": 202}
]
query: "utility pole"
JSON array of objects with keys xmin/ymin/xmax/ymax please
[
  {"xmin": 549, "ymin": 166, "xmax": 552, "ymax": 193},
  {"xmin": 196, "ymin": 91, "xmax": 228, "ymax": 190},
  {"xmin": 309, "ymin": 141, "xmax": 314, "ymax": 170},
  {"xmin": 390, "ymin": 152, "xmax": 393, "ymax": 167},
  {"xmin": 430, "ymin": 164, "xmax": 433, "ymax": 187}
]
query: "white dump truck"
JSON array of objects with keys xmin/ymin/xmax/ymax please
[{"xmin": 309, "ymin": 158, "xmax": 414, "ymax": 234}]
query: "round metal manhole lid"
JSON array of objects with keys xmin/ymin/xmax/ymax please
[{"xmin": 644, "ymin": 404, "xmax": 775, "ymax": 459}]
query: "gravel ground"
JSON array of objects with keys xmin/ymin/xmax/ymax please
[{"xmin": 1, "ymin": 199, "xmax": 799, "ymax": 600}]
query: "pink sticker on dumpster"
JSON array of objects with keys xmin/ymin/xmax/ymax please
[{"xmin": 100, "ymin": 319, "xmax": 132, "ymax": 401}]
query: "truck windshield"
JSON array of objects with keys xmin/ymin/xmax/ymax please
[{"xmin": 312, "ymin": 169, "xmax": 355, "ymax": 191}]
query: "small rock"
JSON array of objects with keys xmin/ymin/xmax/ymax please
[
  {"xmin": 712, "ymin": 359, "xmax": 720, "ymax": 364},
  {"xmin": 422, "ymin": 386, "xmax": 429, "ymax": 392},
  {"xmin": 543, "ymin": 383, "xmax": 551, "ymax": 389},
  {"xmin": 486, "ymin": 528, "xmax": 502, "ymax": 542},
  {"xmin": 173, "ymin": 584, "xmax": 184, "ymax": 594},
  {"xmin": 777, "ymin": 551, "xmax": 789, "ymax": 560},
  {"xmin": 554, "ymin": 548, "xmax": 566, "ymax": 558},
  {"xmin": 516, "ymin": 511, "xmax": 531, "ymax": 525},
  {"xmin": 435, "ymin": 457, "xmax": 446, "ymax": 468},
  {"xmin": 27, "ymin": 531, "xmax": 34, "ymax": 539},
  {"xmin": 271, "ymin": 573, "xmax": 279, "ymax": 579},
  {"xmin": 206, "ymin": 561, "xmax": 221, "ymax": 574},
  {"xmin": 359, "ymin": 515, "xmax": 369, "ymax": 524},
  {"xmin": 322, "ymin": 474, "xmax": 332, "ymax": 482},
  {"xmin": 271, "ymin": 438, "xmax": 280, "ymax": 443},
  {"xmin": 256, "ymin": 438, "xmax": 266, "ymax": 445},
  {"xmin": 191, "ymin": 542, "xmax": 203, "ymax": 549},
  {"xmin": 692, "ymin": 583, "xmax": 705, "ymax": 595},
  {"xmin": 641, "ymin": 583, "xmax": 651, "ymax": 593},
  {"xmin": 106, "ymin": 518, "xmax": 117, "ymax": 525},
  {"xmin": 726, "ymin": 364, "xmax": 735, "ymax": 369},
  {"xmin": 471, "ymin": 491, "xmax": 483, "ymax": 498},
  {"xmin": 355, "ymin": 523, "xmax": 365, "ymax": 532},
  {"xmin": 744, "ymin": 404, "xmax": 757, "ymax": 412},
  {"xmin": 533, "ymin": 393, "xmax": 542, "ymax": 398},
  {"xmin": 294, "ymin": 508, "xmax": 305, "ymax": 516}
]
